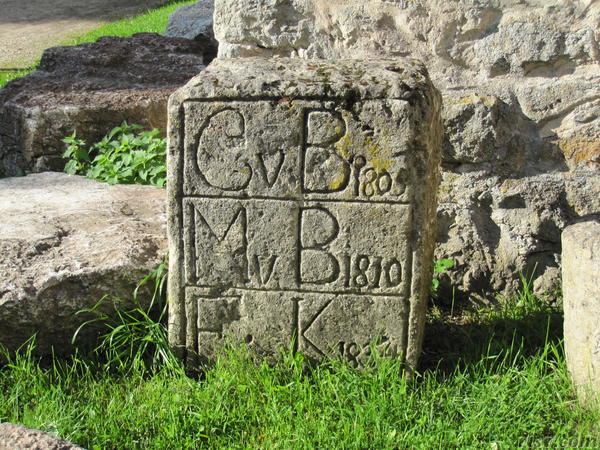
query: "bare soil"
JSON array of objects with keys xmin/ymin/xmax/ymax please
[{"xmin": 0, "ymin": 0, "xmax": 170, "ymax": 68}]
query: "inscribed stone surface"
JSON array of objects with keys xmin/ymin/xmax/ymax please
[{"xmin": 167, "ymin": 58, "xmax": 442, "ymax": 370}]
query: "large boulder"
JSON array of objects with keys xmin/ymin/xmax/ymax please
[
  {"xmin": 0, "ymin": 173, "xmax": 167, "ymax": 355},
  {"xmin": 163, "ymin": 0, "xmax": 218, "ymax": 62},
  {"xmin": 0, "ymin": 33, "xmax": 205, "ymax": 177},
  {"xmin": 213, "ymin": 0, "xmax": 600, "ymax": 300}
]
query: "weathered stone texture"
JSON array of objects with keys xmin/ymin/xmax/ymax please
[
  {"xmin": 168, "ymin": 58, "xmax": 442, "ymax": 370},
  {"xmin": 213, "ymin": 0, "xmax": 600, "ymax": 300},
  {"xmin": 563, "ymin": 220, "xmax": 600, "ymax": 405},
  {"xmin": 0, "ymin": 33, "xmax": 205, "ymax": 177},
  {"xmin": 0, "ymin": 173, "xmax": 167, "ymax": 355},
  {"xmin": 0, "ymin": 423, "xmax": 83, "ymax": 450},
  {"xmin": 163, "ymin": 0, "xmax": 218, "ymax": 62}
]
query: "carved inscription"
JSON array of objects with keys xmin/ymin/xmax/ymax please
[
  {"xmin": 197, "ymin": 296, "xmax": 241, "ymax": 333},
  {"xmin": 184, "ymin": 103, "xmax": 297, "ymax": 197},
  {"xmin": 298, "ymin": 206, "xmax": 407, "ymax": 291},
  {"xmin": 197, "ymin": 109, "xmax": 251, "ymax": 191},
  {"xmin": 183, "ymin": 198, "xmax": 411, "ymax": 295},
  {"xmin": 301, "ymin": 108, "xmax": 411, "ymax": 201},
  {"xmin": 256, "ymin": 151, "xmax": 285, "ymax": 188},
  {"xmin": 183, "ymin": 102, "xmax": 413, "ymax": 203},
  {"xmin": 293, "ymin": 294, "xmax": 407, "ymax": 365},
  {"xmin": 337, "ymin": 338, "xmax": 400, "ymax": 368},
  {"xmin": 179, "ymin": 99, "xmax": 419, "ymax": 365},
  {"xmin": 303, "ymin": 110, "xmax": 349, "ymax": 193},
  {"xmin": 184, "ymin": 199, "xmax": 248, "ymax": 286}
]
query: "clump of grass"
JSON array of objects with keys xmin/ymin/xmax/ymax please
[
  {"xmin": 63, "ymin": 0, "xmax": 196, "ymax": 47},
  {"xmin": 1, "ymin": 271, "xmax": 598, "ymax": 448},
  {"xmin": 62, "ymin": 122, "xmax": 167, "ymax": 187},
  {"xmin": 423, "ymin": 270, "xmax": 564, "ymax": 372},
  {"xmin": 70, "ymin": 257, "xmax": 178, "ymax": 375},
  {"xmin": 0, "ymin": 68, "xmax": 33, "ymax": 88}
]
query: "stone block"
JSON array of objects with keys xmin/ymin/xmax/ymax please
[
  {"xmin": 563, "ymin": 219, "xmax": 600, "ymax": 405},
  {"xmin": 0, "ymin": 33, "xmax": 205, "ymax": 177},
  {"xmin": 167, "ymin": 58, "xmax": 442, "ymax": 370}
]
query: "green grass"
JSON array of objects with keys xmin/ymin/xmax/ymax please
[
  {"xmin": 0, "ymin": 0, "xmax": 195, "ymax": 89},
  {"xmin": 1, "ymin": 274, "xmax": 598, "ymax": 448},
  {"xmin": 0, "ymin": 69, "xmax": 32, "ymax": 87},
  {"xmin": 61, "ymin": 0, "xmax": 196, "ymax": 47}
]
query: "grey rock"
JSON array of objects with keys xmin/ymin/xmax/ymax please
[
  {"xmin": 214, "ymin": 0, "xmax": 599, "ymax": 69},
  {"xmin": 167, "ymin": 57, "xmax": 442, "ymax": 370},
  {"xmin": 213, "ymin": 0, "xmax": 600, "ymax": 300},
  {"xmin": 562, "ymin": 219, "xmax": 600, "ymax": 406},
  {"xmin": 0, "ymin": 423, "xmax": 83, "ymax": 450},
  {"xmin": 0, "ymin": 33, "xmax": 205, "ymax": 177},
  {"xmin": 0, "ymin": 173, "xmax": 167, "ymax": 356},
  {"xmin": 436, "ymin": 91, "xmax": 599, "ymax": 299},
  {"xmin": 163, "ymin": 0, "xmax": 218, "ymax": 62}
]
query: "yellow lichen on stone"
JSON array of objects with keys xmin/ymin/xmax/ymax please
[
  {"xmin": 557, "ymin": 137, "xmax": 600, "ymax": 167},
  {"xmin": 328, "ymin": 171, "xmax": 348, "ymax": 190},
  {"xmin": 364, "ymin": 135, "xmax": 392, "ymax": 171},
  {"xmin": 448, "ymin": 94, "xmax": 497, "ymax": 107},
  {"xmin": 335, "ymin": 134, "xmax": 353, "ymax": 160},
  {"xmin": 334, "ymin": 131, "xmax": 395, "ymax": 172}
]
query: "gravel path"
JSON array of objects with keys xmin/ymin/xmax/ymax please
[{"xmin": 0, "ymin": 0, "xmax": 169, "ymax": 68}]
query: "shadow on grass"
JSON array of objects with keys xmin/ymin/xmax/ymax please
[{"xmin": 421, "ymin": 300, "xmax": 563, "ymax": 375}]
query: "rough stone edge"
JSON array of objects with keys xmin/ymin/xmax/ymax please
[{"xmin": 406, "ymin": 79, "xmax": 443, "ymax": 373}]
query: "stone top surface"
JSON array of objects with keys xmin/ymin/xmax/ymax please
[
  {"xmin": 172, "ymin": 57, "xmax": 431, "ymax": 102},
  {"xmin": 562, "ymin": 219, "xmax": 600, "ymax": 258}
]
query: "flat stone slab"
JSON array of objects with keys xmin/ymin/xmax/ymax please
[
  {"xmin": 563, "ymin": 219, "xmax": 600, "ymax": 405},
  {"xmin": 167, "ymin": 58, "xmax": 442, "ymax": 370},
  {"xmin": 0, "ymin": 173, "xmax": 167, "ymax": 356}
]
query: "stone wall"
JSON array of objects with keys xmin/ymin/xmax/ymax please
[{"xmin": 213, "ymin": 0, "xmax": 600, "ymax": 300}]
